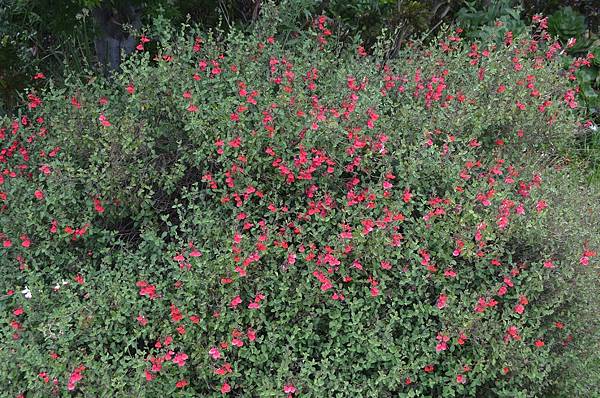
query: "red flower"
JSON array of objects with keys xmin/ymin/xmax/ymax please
[
  {"xmin": 221, "ymin": 382, "xmax": 231, "ymax": 394},
  {"xmin": 230, "ymin": 295, "xmax": 242, "ymax": 308},
  {"xmin": 67, "ymin": 365, "xmax": 85, "ymax": 391},
  {"xmin": 534, "ymin": 339, "xmax": 545, "ymax": 348},
  {"xmin": 248, "ymin": 300, "xmax": 260, "ymax": 309},
  {"xmin": 444, "ymin": 268, "xmax": 457, "ymax": 278},
  {"xmin": 20, "ymin": 235, "xmax": 30, "ymax": 248},
  {"xmin": 535, "ymin": 200, "xmax": 548, "ymax": 213},
  {"xmin": 137, "ymin": 35, "xmax": 151, "ymax": 51},
  {"xmin": 71, "ymin": 97, "xmax": 81, "ymax": 109},
  {"xmin": 436, "ymin": 294, "xmax": 448, "ymax": 309},
  {"xmin": 435, "ymin": 333, "xmax": 450, "ymax": 352},
  {"xmin": 145, "ymin": 370, "xmax": 154, "ymax": 381},
  {"xmin": 172, "ymin": 352, "xmax": 188, "ymax": 367},
  {"xmin": 580, "ymin": 248, "xmax": 596, "ymax": 265},
  {"xmin": 136, "ymin": 315, "xmax": 148, "ymax": 326},
  {"xmin": 99, "ymin": 114, "xmax": 111, "ymax": 127},
  {"xmin": 497, "ymin": 285, "xmax": 508, "ymax": 296},
  {"xmin": 175, "ymin": 379, "xmax": 188, "ymax": 389},
  {"xmin": 580, "ymin": 255, "xmax": 590, "ymax": 266},
  {"xmin": 209, "ymin": 347, "xmax": 221, "ymax": 360},
  {"xmin": 170, "ymin": 304, "xmax": 183, "ymax": 322},
  {"xmin": 38, "ymin": 372, "xmax": 49, "ymax": 383},
  {"xmin": 215, "ymin": 363, "xmax": 233, "ymax": 375},
  {"xmin": 361, "ymin": 219, "xmax": 375, "ymax": 235},
  {"xmin": 514, "ymin": 304, "xmax": 525, "ymax": 314},
  {"xmin": 505, "ymin": 325, "xmax": 521, "ymax": 342},
  {"xmin": 28, "ymin": 93, "xmax": 42, "ymax": 108},
  {"xmin": 283, "ymin": 384, "xmax": 296, "ymax": 394},
  {"xmin": 137, "ymin": 281, "xmax": 158, "ymax": 299},
  {"xmin": 247, "ymin": 328, "xmax": 256, "ymax": 341},
  {"xmin": 93, "ymin": 198, "xmax": 105, "ymax": 213},
  {"xmin": 403, "ymin": 188, "xmax": 412, "ymax": 203}
]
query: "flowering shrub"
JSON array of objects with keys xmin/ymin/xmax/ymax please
[{"xmin": 1, "ymin": 10, "xmax": 599, "ymax": 397}]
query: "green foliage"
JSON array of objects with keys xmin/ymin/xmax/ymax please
[
  {"xmin": 454, "ymin": 1, "xmax": 600, "ymax": 180},
  {"xmin": 548, "ymin": 6, "xmax": 599, "ymax": 116},
  {"xmin": 547, "ymin": 6, "xmax": 591, "ymax": 52},
  {"xmin": 0, "ymin": 7, "xmax": 599, "ymax": 397},
  {"xmin": 0, "ymin": 0, "xmax": 96, "ymax": 115},
  {"xmin": 456, "ymin": 0, "xmax": 527, "ymax": 42}
]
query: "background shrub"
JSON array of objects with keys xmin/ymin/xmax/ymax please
[{"xmin": 0, "ymin": 6, "xmax": 599, "ymax": 397}]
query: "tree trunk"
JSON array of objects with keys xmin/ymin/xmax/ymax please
[{"xmin": 91, "ymin": 1, "xmax": 142, "ymax": 74}]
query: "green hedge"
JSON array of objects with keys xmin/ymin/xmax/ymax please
[{"xmin": 1, "ymin": 8, "xmax": 599, "ymax": 397}]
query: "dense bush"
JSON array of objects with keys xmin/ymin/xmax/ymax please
[{"xmin": 1, "ymin": 6, "xmax": 599, "ymax": 397}]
